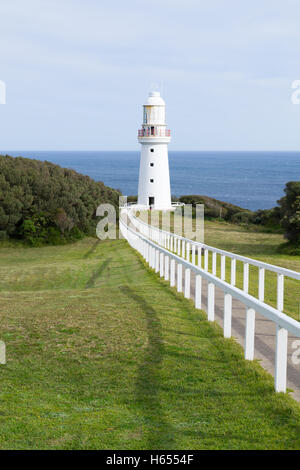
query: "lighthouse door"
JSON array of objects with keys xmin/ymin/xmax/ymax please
[{"xmin": 149, "ymin": 197, "xmax": 154, "ymax": 207}]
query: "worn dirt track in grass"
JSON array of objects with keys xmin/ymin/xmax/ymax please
[{"xmin": 0, "ymin": 238, "xmax": 300, "ymax": 449}]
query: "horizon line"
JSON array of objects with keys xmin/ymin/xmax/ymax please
[{"xmin": 1, "ymin": 149, "xmax": 300, "ymax": 153}]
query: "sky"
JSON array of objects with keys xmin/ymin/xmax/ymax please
[{"xmin": 1, "ymin": 0, "xmax": 300, "ymax": 151}]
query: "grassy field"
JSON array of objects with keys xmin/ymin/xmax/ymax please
[
  {"xmin": 0, "ymin": 238, "xmax": 300, "ymax": 449},
  {"xmin": 138, "ymin": 212, "xmax": 300, "ymax": 320}
]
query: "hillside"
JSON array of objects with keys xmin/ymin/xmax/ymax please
[
  {"xmin": 178, "ymin": 194, "xmax": 283, "ymax": 229},
  {"xmin": 179, "ymin": 194, "xmax": 251, "ymax": 218},
  {"xmin": 0, "ymin": 154, "xmax": 120, "ymax": 245}
]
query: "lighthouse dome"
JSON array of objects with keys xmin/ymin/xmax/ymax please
[{"xmin": 145, "ymin": 91, "xmax": 165, "ymax": 106}]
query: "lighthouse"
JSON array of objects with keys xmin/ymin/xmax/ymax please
[{"xmin": 137, "ymin": 91, "xmax": 172, "ymax": 210}]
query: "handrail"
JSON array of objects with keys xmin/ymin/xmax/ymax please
[{"xmin": 138, "ymin": 128, "xmax": 171, "ymax": 137}]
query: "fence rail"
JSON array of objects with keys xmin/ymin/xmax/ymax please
[{"xmin": 120, "ymin": 207, "xmax": 300, "ymax": 393}]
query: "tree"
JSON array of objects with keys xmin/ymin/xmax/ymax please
[{"xmin": 278, "ymin": 181, "xmax": 300, "ymax": 244}]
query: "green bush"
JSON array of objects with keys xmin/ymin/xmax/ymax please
[
  {"xmin": 278, "ymin": 181, "xmax": 300, "ymax": 244},
  {"xmin": 0, "ymin": 154, "xmax": 120, "ymax": 245},
  {"xmin": 252, "ymin": 207, "xmax": 281, "ymax": 229},
  {"xmin": 0, "ymin": 230, "xmax": 8, "ymax": 241},
  {"xmin": 46, "ymin": 227, "xmax": 66, "ymax": 245},
  {"xmin": 231, "ymin": 211, "xmax": 253, "ymax": 225}
]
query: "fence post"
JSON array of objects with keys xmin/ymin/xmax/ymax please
[
  {"xmin": 182, "ymin": 240, "xmax": 185, "ymax": 259},
  {"xmin": 170, "ymin": 259, "xmax": 175, "ymax": 286},
  {"xmin": 192, "ymin": 245, "xmax": 195, "ymax": 265},
  {"xmin": 160, "ymin": 252, "xmax": 164, "ymax": 277},
  {"xmin": 212, "ymin": 252, "xmax": 217, "ymax": 275},
  {"xmin": 178, "ymin": 239, "xmax": 181, "ymax": 256},
  {"xmin": 224, "ymin": 293, "xmax": 232, "ymax": 338},
  {"xmin": 207, "ymin": 282, "xmax": 215, "ymax": 321},
  {"xmin": 152, "ymin": 247, "xmax": 156, "ymax": 269},
  {"xmin": 198, "ymin": 247, "xmax": 202, "ymax": 268},
  {"xmin": 184, "ymin": 268, "xmax": 190, "ymax": 299},
  {"xmin": 155, "ymin": 249, "xmax": 159, "ymax": 273},
  {"xmin": 186, "ymin": 242, "xmax": 190, "ymax": 261},
  {"xmin": 177, "ymin": 263, "xmax": 182, "ymax": 293},
  {"xmin": 243, "ymin": 263, "xmax": 249, "ymax": 293},
  {"xmin": 230, "ymin": 258, "xmax": 236, "ymax": 286},
  {"xmin": 221, "ymin": 254, "xmax": 226, "ymax": 280},
  {"xmin": 204, "ymin": 249, "xmax": 208, "ymax": 271},
  {"xmin": 258, "ymin": 267, "xmax": 265, "ymax": 301},
  {"xmin": 245, "ymin": 307, "xmax": 255, "ymax": 360},
  {"xmin": 195, "ymin": 274, "xmax": 202, "ymax": 309},
  {"xmin": 277, "ymin": 273, "xmax": 284, "ymax": 312},
  {"xmin": 275, "ymin": 325, "xmax": 288, "ymax": 393},
  {"xmin": 164, "ymin": 255, "xmax": 169, "ymax": 281},
  {"xmin": 170, "ymin": 236, "xmax": 173, "ymax": 252}
]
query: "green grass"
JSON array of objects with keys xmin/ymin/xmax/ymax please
[{"xmin": 1, "ymin": 238, "xmax": 300, "ymax": 449}]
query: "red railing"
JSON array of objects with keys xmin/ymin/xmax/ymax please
[{"xmin": 138, "ymin": 128, "xmax": 171, "ymax": 137}]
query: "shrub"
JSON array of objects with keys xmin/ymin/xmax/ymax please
[
  {"xmin": 0, "ymin": 154, "xmax": 120, "ymax": 244},
  {"xmin": 278, "ymin": 181, "xmax": 300, "ymax": 244},
  {"xmin": 231, "ymin": 211, "xmax": 253, "ymax": 225}
]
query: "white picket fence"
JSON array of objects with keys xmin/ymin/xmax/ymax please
[
  {"xmin": 120, "ymin": 207, "xmax": 300, "ymax": 393},
  {"xmin": 126, "ymin": 209, "xmax": 300, "ymax": 312}
]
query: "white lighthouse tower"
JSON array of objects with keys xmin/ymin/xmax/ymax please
[{"xmin": 137, "ymin": 91, "xmax": 172, "ymax": 210}]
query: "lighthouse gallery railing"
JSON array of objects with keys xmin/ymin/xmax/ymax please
[
  {"xmin": 120, "ymin": 207, "xmax": 300, "ymax": 394},
  {"xmin": 138, "ymin": 128, "xmax": 171, "ymax": 137}
]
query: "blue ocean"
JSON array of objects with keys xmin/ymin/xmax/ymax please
[{"xmin": 2, "ymin": 150, "xmax": 300, "ymax": 211}]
